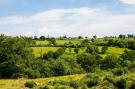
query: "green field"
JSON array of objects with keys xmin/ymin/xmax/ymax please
[
  {"xmin": 35, "ymin": 39, "xmax": 81, "ymax": 46},
  {"xmin": 100, "ymin": 47, "xmax": 128, "ymax": 57},
  {"xmin": 0, "ymin": 74, "xmax": 84, "ymax": 89},
  {"xmin": 32, "ymin": 46, "xmax": 127, "ymax": 57},
  {"xmin": 32, "ymin": 47, "xmax": 60, "ymax": 57},
  {"xmin": 0, "ymin": 72, "xmax": 134, "ymax": 89}
]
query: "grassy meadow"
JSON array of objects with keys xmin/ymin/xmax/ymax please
[
  {"xmin": 32, "ymin": 45, "xmax": 127, "ymax": 58},
  {"xmin": 0, "ymin": 72, "xmax": 134, "ymax": 89},
  {"xmin": 0, "ymin": 74, "xmax": 85, "ymax": 89}
]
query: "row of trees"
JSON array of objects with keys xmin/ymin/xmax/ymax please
[
  {"xmin": 33, "ymin": 34, "xmax": 135, "ymax": 40},
  {"xmin": 107, "ymin": 39, "xmax": 135, "ymax": 50}
]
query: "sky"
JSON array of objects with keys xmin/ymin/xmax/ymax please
[{"xmin": 0, "ymin": 0, "xmax": 135, "ymax": 37}]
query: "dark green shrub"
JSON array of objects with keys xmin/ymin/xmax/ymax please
[
  {"xmin": 86, "ymin": 45, "xmax": 99, "ymax": 53},
  {"xmin": 24, "ymin": 68, "xmax": 41, "ymax": 78},
  {"xmin": 129, "ymin": 61, "xmax": 135, "ymax": 72},
  {"xmin": 102, "ymin": 80, "xmax": 115, "ymax": 89},
  {"xmin": 86, "ymin": 78, "xmax": 99, "ymax": 88},
  {"xmin": 24, "ymin": 81, "xmax": 37, "ymax": 88},
  {"xmin": 101, "ymin": 55, "xmax": 120, "ymax": 69},
  {"xmin": 121, "ymin": 50, "xmax": 135, "ymax": 62},
  {"xmin": 43, "ymin": 51, "xmax": 54, "ymax": 60},
  {"xmin": 68, "ymin": 80, "xmax": 79, "ymax": 89},
  {"xmin": 101, "ymin": 46, "xmax": 108, "ymax": 54},
  {"xmin": 77, "ymin": 53, "xmax": 97, "ymax": 72},
  {"xmin": 53, "ymin": 48, "xmax": 66, "ymax": 58},
  {"xmin": 129, "ymin": 81, "xmax": 135, "ymax": 89},
  {"xmin": 81, "ymin": 73, "xmax": 101, "ymax": 88},
  {"xmin": 115, "ymin": 78, "xmax": 128, "ymax": 89},
  {"xmin": 51, "ymin": 59, "xmax": 71, "ymax": 76},
  {"xmin": 103, "ymin": 75, "xmax": 115, "ymax": 84},
  {"xmin": 112, "ymin": 68, "xmax": 128, "ymax": 76},
  {"xmin": 74, "ymin": 48, "xmax": 80, "ymax": 54}
]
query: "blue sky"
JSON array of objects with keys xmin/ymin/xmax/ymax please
[{"xmin": 0, "ymin": 0, "xmax": 135, "ymax": 37}]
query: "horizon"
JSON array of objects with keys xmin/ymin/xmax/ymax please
[{"xmin": 0, "ymin": 0, "xmax": 135, "ymax": 37}]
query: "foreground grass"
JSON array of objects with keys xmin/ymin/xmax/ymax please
[
  {"xmin": 0, "ymin": 74, "xmax": 85, "ymax": 89},
  {"xmin": 0, "ymin": 72, "xmax": 135, "ymax": 89}
]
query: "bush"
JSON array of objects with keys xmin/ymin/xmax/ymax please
[
  {"xmin": 24, "ymin": 81, "xmax": 37, "ymax": 88},
  {"xmin": 24, "ymin": 68, "xmax": 41, "ymax": 78},
  {"xmin": 74, "ymin": 48, "xmax": 80, "ymax": 54},
  {"xmin": 129, "ymin": 81, "xmax": 135, "ymax": 89},
  {"xmin": 103, "ymin": 75, "xmax": 115, "ymax": 84},
  {"xmin": 112, "ymin": 68, "xmax": 128, "ymax": 76},
  {"xmin": 86, "ymin": 78, "xmax": 99, "ymax": 88},
  {"xmin": 68, "ymin": 80, "xmax": 79, "ymax": 89},
  {"xmin": 115, "ymin": 78, "xmax": 128, "ymax": 89},
  {"xmin": 77, "ymin": 53, "xmax": 97, "ymax": 72},
  {"xmin": 129, "ymin": 61, "xmax": 135, "ymax": 72},
  {"xmin": 101, "ymin": 46, "xmax": 108, "ymax": 54},
  {"xmin": 51, "ymin": 59, "xmax": 71, "ymax": 76},
  {"xmin": 121, "ymin": 50, "xmax": 135, "ymax": 62},
  {"xmin": 86, "ymin": 45, "xmax": 99, "ymax": 53},
  {"xmin": 81, "ymin": 73, "xmax": 101, "ymax": 88},
  {"xmin": 103, "ymin": 80, "xmax": 115, "ymax": 89},
  {"xmin": 40, "ymin": 84, "xmax": 50, "ymax": 89},
  {"xmin": 55, "ymin": 84, "xmax": 70, "ymax": 89},
  {"xmin": 101, "ymin": 55, "xmax": 120, "ymax": 69},
  {"xmin": 43, "ymin": 51, "xmax": 54, "ymax": 60}
]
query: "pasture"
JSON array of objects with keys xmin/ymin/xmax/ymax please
[
  {"xmin": 32, "ymin": 46, "xmax": 127, "ymax": 57},
  {"xmin": 0, "ymin": 74, "xmax": 84, "ymax": 89},
  {"xmin": 35, "ymin": 39, "xmax": 81, "ymax": 46},
  {"xmin": 0, "ymin": 72, "xmax": 134, "ymax": 89}
]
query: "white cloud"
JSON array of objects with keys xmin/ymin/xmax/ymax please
[
  {"xmin": 120, "ymin": 0, "xmax": 135, "ymax": 5},
  {"xmin": 0, "ymin": 7, "xmax": 135, "ymax": 37}
]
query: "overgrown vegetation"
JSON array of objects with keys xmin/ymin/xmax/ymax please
[{"xmin": 0, "ymin": 34, "xmax": 135, "ymax": 89}]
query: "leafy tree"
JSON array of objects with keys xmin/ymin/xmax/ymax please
[
  {"xmin": 34, "ymin": 36, "xmax": 38, "ymax": 40},
  {"xmin": 53, "ymin": 48, "xmax": 66, "ymax": 58},
  {"xmin": 74, "ymin": 48, "xmax": 80, "ymax": 54},
  {"xmin": 69, "ymin": 47, "xmax": 72, "ymax": 53},
  {"xmin": 39, "ymin": 36, "xmax": 46, "ymax": 40},
  {"xmin": 93, "ymin": 35, "xmax": 97, "ymax": 39},
  {"xmin": 121, "ymin": 50, "xmax": 135, "ymax": 62},
  {"xmin": 43, "ymin": 51, "xmax": 54, "ymax": 60},
  {"xmin": 78, "ymin": 36, "xmax": 83, "ymax": 39},
  {"xmin": 81, "ymin": 39, "xmax": 90, "ymax": 47},
  {"xmin": 101, "ymin": 46, "xmax": 108, "ymax": 54},
  {"xmin": 43, "ymin": 48, "xmax": 65, "ymax": 60},
  {"xmin": 86, "ymin": 45, "xmax": 99, "ymax": 54},
  {"xmin": 47, "ymin": 38, "xmax": 56, "ymax": 45},
  {"xmin": 127, "ymin": 34, "xmax": 134, "ymax": 38},
  {"xmin": 0, "ymin": 36, "xmax": 34, "ymax": 78},
  {"xmin": 108, "ymin": 39, "xmax": 114, "ymax": 46},
  {"xmin": 77, "ymin": 53, "xmax": 97, "ymax": 72},
  {"xmin": 101, "ymin": 55, "xmax": 120, "ymax": 69},
  {"xmin": 51, "ymin": 59, "xmax": 71, "ymax": 76},
  {"xmin": 119, "ymin": 34, "xmax": 126, "ymax": 39},
  {"xmin": 115, "ymin": 78, "xmax": 128, "ymax": 89}
]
